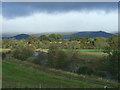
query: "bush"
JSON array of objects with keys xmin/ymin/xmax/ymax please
[
  {"xmin": 34, "ymin": 53, "xmax": 47, "ymax": 65},
  {"xmin": 77, "ymin": 66, "xmax": 95, "ymax": 75},
  {"xmin": 13, "ymin": 45, "xmax": 35, "ymax": 60},
  {"xmin": 95, "ymin": 71, "xmax": 107, "ymax": 77},
  {"xmin": 47, "ymin": 44, "xmax": 68, "ymax": 69},
  {"xmin": 2, "ymin": 52, "xmax": 6, "ymax": 59},
  {"xmin": 26, "ymin": 57, "xmax": 36, "ymax": 63},
  {"xmin": 106, "ymin": 51, "xmax": 120, "ymax": 82},
  {"xmin": 67, "ymin": 52, "xmax": 80, "ymax": 72}
]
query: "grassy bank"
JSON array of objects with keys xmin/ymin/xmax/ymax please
[{"xmin": 2, "ymin": 58, "xmax": 119, "ymax": 88}]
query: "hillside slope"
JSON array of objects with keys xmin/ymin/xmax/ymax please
[
  {"xmin": 63, "ymin": 31, "xmax": 114, "ymax": 39},
  {"xmin": 2, "ymin": 59, "xmax": 119, "ymax": 88},
  {"xmin": 2, "ymin": 34, "xmax": 30, "ymax": 39}
]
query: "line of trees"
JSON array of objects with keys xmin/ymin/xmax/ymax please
[
  {"xmin": 39, "ymin": 34, "xmax": 63, "ymax": 41},
  {"xmin": 2, "ymin": 33, "xmax": 119, "ymax": 50}
]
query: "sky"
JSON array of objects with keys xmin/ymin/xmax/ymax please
[
  {"xmin": 0, "ymin": 1, "xmax": 2, "ymax": 36},
  {"xmin": 1, "ymin": 2, "xmax": 118, "ymax": 34}
]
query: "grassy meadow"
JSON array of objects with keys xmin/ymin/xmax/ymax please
[{"xmin": 2, "ymin": 58, "xmax": 119, "ymax": 88}]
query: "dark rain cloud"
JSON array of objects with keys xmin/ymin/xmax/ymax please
[{"xmin": 2, "ymin": 2, "xmax": 118, "ymax": 19}]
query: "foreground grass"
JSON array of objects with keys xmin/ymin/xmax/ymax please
[
  {"xmin": 0, "ymin": 60, "xmax": 1, "ymax": 89},
  {"xmin": 2, "ymin": 58, "xmax": 119, "ymax": 88}
]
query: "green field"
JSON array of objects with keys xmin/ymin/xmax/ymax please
[
  {"xmin": 2, "ymin": 58, "xmax": 119, "ymax": 88},
  {"xmin": 57, "ymin": 49, "xmax": 119, "ymax": 52}
]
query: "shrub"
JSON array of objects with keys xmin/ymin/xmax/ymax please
[
  {"xmin": 106, "ymin": 51, "xmax": 120, "ymax": 82},
  {"xmin": 47, "ymin": 44, "xmax": 68, "ymax": 69},
  {"xmin": 2, "ymin": 52, "xmax": 6, "ymax": 59},
  {"xmin": 34, "ymin": 53, "xmax": 47, "ymax": 65},
  {"xmin": 77, "ymin": 66, "xmax": 95, "ymax": 75},
  {"xmin": 95, "ymin": 71, "xmax": 107, "ymax": 77},
  {"xmin": 13, "ymin": 45, "xmax": 35, "ymax": 60},
  {"xmin": 26, "ymin": 57, "xmax": 36, "ymax": 63},
  {"xmin": 67, "ymin": 52, "xmax": 80, "ymax": 72}
]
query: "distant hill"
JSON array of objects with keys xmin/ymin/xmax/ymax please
[
  {"xmin": 114, "ymin": 33, "xmax": 120, "ymax": 36},
  {"xmin": 63, "ymin": 31, "xmax": 114, "ymax": 39},
  {"xmin": 2, "ymin": 34, "xmax": 30, "ymax": 39},
  {"xmin": 2, "ymin": 32, "xmax": 77, "ymax": 39},
  {"xmin": 33, "ymin": 32, "xmax": 78, "ymax": 37},
  {"xmin": 2, "ymin": 31, "xmax": 115, "ymax": 39}
]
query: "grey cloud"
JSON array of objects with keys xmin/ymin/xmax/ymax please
[{"xmin": 2, "ymin": 2, "xmax": 118, "ymax": 19}]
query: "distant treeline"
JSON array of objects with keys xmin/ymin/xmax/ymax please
[{"xmin": 2, "ymin": 34, "xmax": 119, "ymax": 50}]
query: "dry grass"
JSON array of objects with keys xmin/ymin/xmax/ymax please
[
  {"xmin": 36, "ymin": 48, "xmax": 48, "ymax": 53},
  {"xmin": 0, "ymin": 48, "xmax": 11, "ymax": 53},
  {"xmin": 79, "ymin": 52, "xmax": 108, "ymax": 56}
]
